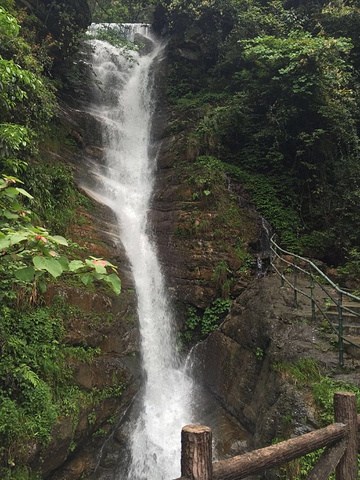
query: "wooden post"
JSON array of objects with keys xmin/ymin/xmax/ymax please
[
  {"xmin": 181, "ymin": 425, "xmax": 212, "ymax": 480},
  {"xmin": 334, "ymin": 391, "xmax": 358, "ymax": 480}
]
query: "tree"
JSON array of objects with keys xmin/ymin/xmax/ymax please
[
  {"xmin": 0, "ymin": 6, "xmax": 121, "ymax": 298},
  {"xmin": 88, "ymin": 0, "xmax": 157, "ymax": 22},
  {"xmin": 162, "ymin": 0, "xmax": 360, "ymax": 260}
]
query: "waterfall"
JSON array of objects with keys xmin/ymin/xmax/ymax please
[{"xmin": 86, "ymin": 25, "xmax": 194, "ymax": 479}]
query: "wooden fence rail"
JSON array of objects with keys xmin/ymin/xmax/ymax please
[{"xmin": 174, "ymin": 392, "xmax": 359, "ymax": 480}]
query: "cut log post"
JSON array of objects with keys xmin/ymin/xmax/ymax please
[
  {"xmin": 334, "ymin": 391, "xmax": 358, "ymax": 480},
  {"xmin": 181, "ymin": 425, "xmax": 213, "ymax": 480}
]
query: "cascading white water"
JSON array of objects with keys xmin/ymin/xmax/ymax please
[{"xmin": 87, "ymin": 26, "xmax": 194, "ymax": 479}]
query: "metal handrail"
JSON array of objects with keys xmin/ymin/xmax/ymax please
[{"xmin": 270, "ymin": 235, "xmax": 360, "ymax": 366}]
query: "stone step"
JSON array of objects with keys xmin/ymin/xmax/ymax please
[
  {"xmin": 338, "ymin": 324, "xmax": 360, "ymax": 337},
  {"xmin": 324, "ymin": 322, "xmax": 360, "ymax": 338},
  {"xmin": 325, "ymin": 332, "xmax": 360, "ymax": 359},
  {"xmin": 326, "ymin": 311, "xmax": 360, "ymax": 324},
  {"xmin": 344, "ymin": 335, "xmax": 360, "ymax": 345},
  {"xmin": 326, "ymin": 302, "xmax": 360, "ymax": 315},
  {"xmin": 328, "ymin": 313, "xmax": 360, "ymax": 334},
  {"xmin": 344, "ymin": 336, "xmax": 360, "ymax": 359}
]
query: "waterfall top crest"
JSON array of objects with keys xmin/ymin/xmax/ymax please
[{"xmin": 89, "ymin": 22, "xmax": 152, "ymax": 42}]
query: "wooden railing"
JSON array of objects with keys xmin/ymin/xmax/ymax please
[{"xmin": 174, "ymin": 392, "xmax": 359, "ymax": 480}]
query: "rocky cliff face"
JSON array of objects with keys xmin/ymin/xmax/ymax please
[
  {"xmin": 150, "ymin": 106, "xmax": 263, "ymax": 321},
  {"xmin": 33, "ymin": 25, "xmax": 345, "ymax": 480},
  {"xmin": 22, "ymin": 66, "xmax": 143, "ymax": 478},
  {"xmin": 38, "ymin": 35, "xmax": 265, "ymax": 477},
  {"xmin": 150, "ymin": 58, "xmax": 350, "ymax": 457},
  {"xmin": 194, "ymin": 277, "xmax": 329, "ymax": 447},
  {"xmin": 146, "ymin": 30, "xmax": 352, "ymax": 473}
]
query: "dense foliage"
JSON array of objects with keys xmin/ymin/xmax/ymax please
[
  {"xmin": 154, "ymin": 0, "xmax": 360, "ymax": 268},
  {"xmin": 0, "ymin": 2, "xmax": 122, "ymax": 477},
  {"xmin": 88, "ymin": 0, "xmax": 157, "ymax": 22},
  {"xmin": 2, "ymin": 0, "xmax": 360, "ymax": 476}
]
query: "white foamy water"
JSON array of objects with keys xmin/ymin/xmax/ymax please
[{"xmin": 88, "ymin": 25, "xmax": 194, "ymax": 479}]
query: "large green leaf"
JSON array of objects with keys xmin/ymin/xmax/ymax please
[
  {"xmin": 38, "ymin": 279, "xmax": 47, "ymax": 293},
  {"xmin": 105, "ymin": 273, "xmax": 121, "ymax": 295},
  {"xmin": 8, "ymin": 232, "xmax": 29, "ymax": 245},
  {"xmin": 33, "ymin": 256, "xmax": 63, "ymax": 278},
  {"xmin": 3, "ymin": 210, "xmax": 19, "ymax": 219},
  {"xmin": 50, "ymin": 235, "xmax": 68, "ymax": 246},
  {"xmin": 33, "ymin": 256, "xmax": 48, "ymax": 270},
  {"xmin": 86, "ymin": 258, "xmax": 107, "ymax": 274},
  {"xmin": 57, "ymin": 256, "xmax": 70, "ymax": 270},
  {"xmin": 47, "ymin": 259, "xmax": 64, "ymax": 278},
  {"xmin": 69, "ymin": 260, "xmax": 85, "ymax": 272},
  {"xmin": 80, "ymin": 272, "xmax": 93, "ymax": 286},
  {"xmin": 0, "ymin": 237, "xmax": 10, "ymax": 249},
  {"xmin": 3, "ymin": 187, "xmax": 18, "ymax": 197},
  {"xmin": 15, "ymin": 266, "xmax": 35, "ymax": 282},
  {"xmin": 15, "ymin": 187, "xmax": 33, "ymax": 199}
]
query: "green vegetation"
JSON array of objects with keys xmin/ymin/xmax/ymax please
[
  {"xmin": 0, "ymin": 299, "xmax": 124, "ymax": 479},
  {"xmin": 212, "ymin": 261, "xmax": 232, "ymax": 299},
  {"xmin": 184, "ymin": 298, "xmax": 231, "ymax": 342},
  {"xmin": 274, "ymin": 358, "xmax": 360, "ymax": 425},
  {"xmin": 155, "ymin": 0, "xmax": 360, "ymax": 269},
  {"xmin": 174, "ymin": 154, "xmax": 257, "ymax": 289},
  {"xmin": 0, "ymin": 5, "xmax": 121, "ymax": 297},
  {"xmin": 88, "ymin": 0, "xmax": 156, "ymax": 22},
  {"xmin": 0, "ymin": 175, "xmax": 121, "ymax": 299},
  {"xmin": 273, "ymin": 358, "xmax": 360, "ymax": 479},
  {"xmin": 0, "ymin": 3, "xmax": 123, "ymax": 476}
]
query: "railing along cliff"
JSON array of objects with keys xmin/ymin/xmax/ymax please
[
  {"xmin": 174, "ymin": 392, "xmax": 359, "ymax": 480},
  {"xmin": 270, "ymin": 236, "xmax": 360, "ymax": 366}
]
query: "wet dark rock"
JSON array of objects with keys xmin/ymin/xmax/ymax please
[
  {"xmin": 29, "ymin": 74, "xmax": 141, "ymax": 478},
  {"xmin": 193, "ymin": 275, "xmax": 346, "ymax": 451},
  {"xmin": 149, "ymin": 52, "xmax": 263, "ymax": 323},
  {"xmin": 34, "ymin": 24, "xmax": 353, "ymax": 480}
]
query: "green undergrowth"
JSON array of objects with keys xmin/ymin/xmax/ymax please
[
  {"xmin": 0, "ymin": 3, "xmax": 123, "ymax": 477},
  {"xmin": 222, "ymin": 161, "xmax": 301, "ymax": 252},
  {"xmin": 0, "ymin": 298, "xmax": 123, "ymax": 477},
  {"xmin": 23, "ymin": 161, "xmax": 77, "ymax": 235},
  {"xmin": 182, "ymin": 298, "xmax": 231, "ymax": 344},
  {"xmin": 17, "ymin": 112, "xmax": 95, "ymax": 236},
  {"xmin": 177, "ymin": 156, "xmax": 256, "ymax": 244},
  {"xmin": 273, "ymin": 358, "xmax": 360, "ymax": 479},
  {"xmin": 184, "ymin": 153, "xmax": 344, "ymax": 257},
  {"xmin": 162, "ymin": 0, "xmax": 360, "ymax": 264},
  {"xmin": 173, "ymin": 155, "xmax": 260, "ymax": 301},
  {"xmin": 0, "ymin": 468, "xmax": 41, "ymax": 480},
  {"xmin": 181, "ymin": 154, "xmax": 302, "ymax": 252},
  {"xmin": 53, "ymin": 295, "xmax": 115, "ymax": 329},
  {"xmin": 274, "ymin": 358, "xmax": 360, "ymax": 425},
  {"xmin": 168, "ymin": 92, "xmax": 303, "ymax": 252}
]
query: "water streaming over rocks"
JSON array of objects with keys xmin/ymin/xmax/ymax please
[{"xmin": 86, "ymin": 25, "xmax": 195, "ymax": 479}]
